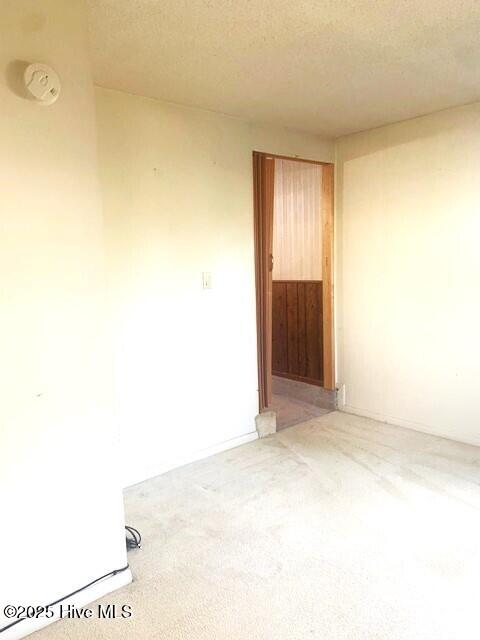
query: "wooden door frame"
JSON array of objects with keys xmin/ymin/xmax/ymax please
[{"xmin": 253, "ymin": 151, "xmax": 335, "ymax": 412}]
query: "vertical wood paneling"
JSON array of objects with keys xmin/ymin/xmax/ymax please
[
  {"xmin": 272, "ymin": 159, "xmax": 323, "ymax": 280},
  {"xmin": 297, "ymin": 282, "xmax": 307, "ymax": 378},
  {"xmin": 272, "ymin": 280, "xmax": 323, "ymax": 385},
  {"xmin": 305, "ymin": 281, "xmax": 323, "ymax": 381},
  {"xmin": 286, "ymin": 282, "xmax": 299, "ymax": 374},
  {"xmin": 272, "ymin": 282, "xmax": 287, "ymax": 373}
]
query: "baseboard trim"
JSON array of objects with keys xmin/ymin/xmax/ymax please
[
  {"xmin": 124, "ymin": 431, "xmax": 259, "ymax": 488},
  {"xmin": 2, "ymin": 566, "xmax": 132, "ymax": 640},
  {"xmin": 342, "ymin": 404, "xmax": 480, "ymax": 448}
]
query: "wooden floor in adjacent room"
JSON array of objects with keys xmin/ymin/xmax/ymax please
[
  {"xmin": 270, "ymin": 393, "xmax": 331, "ymax": 429},
  {"xmin": 271, "ymin": 374, "xmax": 335, "ymax": 429}
]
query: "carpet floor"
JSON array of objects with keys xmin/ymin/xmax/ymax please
[{"xmin": 33, "ymin": 411, "xmax": 480, "ymax": 640}]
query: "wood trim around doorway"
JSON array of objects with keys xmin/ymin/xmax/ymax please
[
  {"xmin": 321, "ymin": 163, "xmax": 335, "ymax": 390},
  {"xmin": 253, "ymin": 152, "xmax": 275, "ymax": 411},
  {"xmin": 253, "ymin": 152, "xmax": 335, "ymax": 413}
]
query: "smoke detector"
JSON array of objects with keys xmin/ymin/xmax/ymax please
[{"xmin": 24, "ymin": 63, "xmax": 61, "ymax": 105}]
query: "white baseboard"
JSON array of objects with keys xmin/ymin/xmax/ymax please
[
  {"xmin": 124, "ymin": 431, "xmax": 259, "ymax": 488},
  {"xmin": 2, "ymin": 567, "xmax": 132, "ymax": 640},
  {"xmin": 342, "ymin": 404, "xmax": 480, "ymax": 448}
]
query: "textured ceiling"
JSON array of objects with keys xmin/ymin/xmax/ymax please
[{"xmin": 86, "ymin": 0, "xmax": 480, "ymax": 137}]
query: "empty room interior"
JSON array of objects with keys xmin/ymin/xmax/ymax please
[{"xmin": 2, "ymin": 1, "xmax": 480, "ymax": 639}]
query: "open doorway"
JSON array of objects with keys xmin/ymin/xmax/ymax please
[{"xmin": 253, "ymin": 152, "xmax": 335, "ymax": 429}]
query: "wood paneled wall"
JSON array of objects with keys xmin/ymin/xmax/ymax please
[
  {"xmin": 272, "ymin": 280, "xmax": 323, "ymax": 386},
  {"xmin": 272, "ymin": 159, "xmax": 323, "ymax": 280}
]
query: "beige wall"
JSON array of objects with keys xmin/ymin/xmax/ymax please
[
  {"xmin": 0, "ymin": 2, "xmax": 129, "ymax": 636},
  {"xmin": 272, "ymin": 159, "xmax": 323, "ymax": 281},
  {"xmin": 95, "ymin": 87, "xmax": 334, "ymax": 486},
  {"xmin": 336, "ymin": 102, "xmax": 480, "ymax": 445}
]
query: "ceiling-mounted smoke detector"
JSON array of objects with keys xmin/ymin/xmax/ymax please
[{"xmin": 24, "ymin": 63, "xmax": 61, "ymax": 105}]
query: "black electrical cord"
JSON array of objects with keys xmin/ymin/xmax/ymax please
[
  {"xmin": 1, "ymin": 527, "xmax": 142, "ymax": 634},
  {"xmin": 125, "ymin": 525, "xmax": 142, "ymax": 550},
  {"xmin": 0, "ymin": 564, "xmax": 130, "ymax": 634}
]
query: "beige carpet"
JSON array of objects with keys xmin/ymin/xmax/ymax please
[{"xmin": 33, "ymin": 411, "xmax": 480, "ymax": 639}]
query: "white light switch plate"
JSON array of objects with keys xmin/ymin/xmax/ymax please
[{"xmin": 202, "ymin": 272, "xmax": 212, "ymax": 289}]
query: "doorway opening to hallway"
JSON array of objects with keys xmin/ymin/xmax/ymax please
[{"xmin": 253, "ymin": 153, "xmax": 335, "ymax": 429}]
